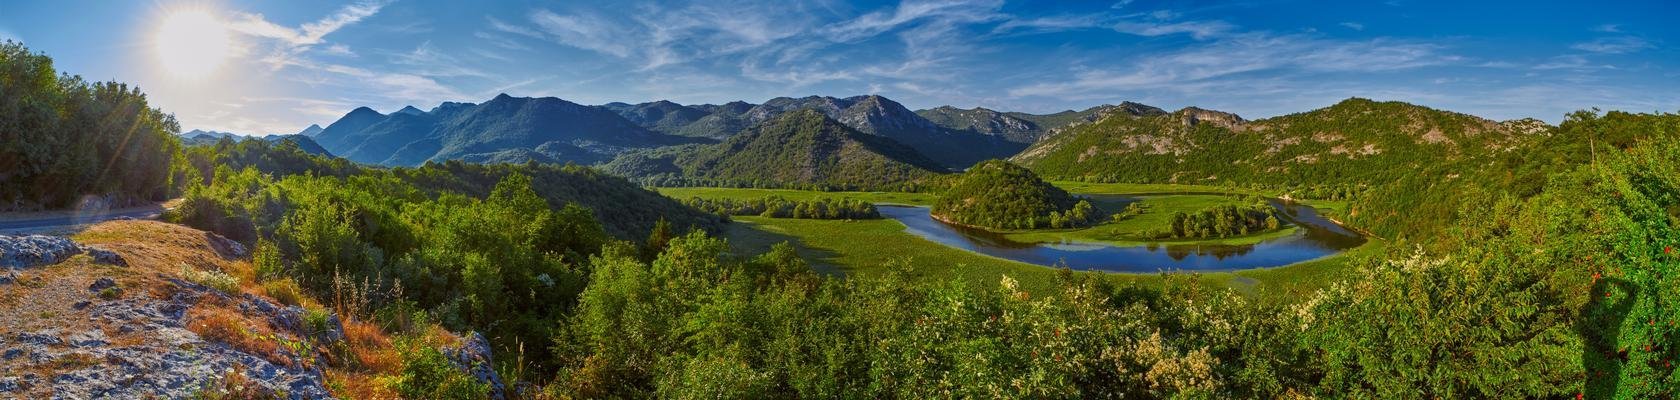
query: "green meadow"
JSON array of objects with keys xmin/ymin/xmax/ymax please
[{"xmin": 662, "ymin": 185, "xmax": 1380, "ymax": 297}]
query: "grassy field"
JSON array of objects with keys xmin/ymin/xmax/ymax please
[
  {"xmin": 657, "ymin": 185, "xmax": 1378, "ymax": 298},
  {"xmin": 1001, "ymin": 194, "xmax": 1297, "ymax": 247}
]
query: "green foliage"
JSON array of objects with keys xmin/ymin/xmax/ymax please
[
  {"xmin": 932, "ymin": 160, "xmax": 1095, "ymax": 229},
  {"xmin": 1161, "ymin": 202, "xmax": 1280, "ymax": 239},
  {"xmin": 1014, "ymin": 98, "xmax": 1549, "ymax": 239},
  {"xmin": 0, "ymin": 41, "xmax": 181, "ymax": 209},
  {"xmin": 682, "ymin": 195, "xmax": 880, "ymax": 220},
  {"xmin": 605, "ymin": 110, "xmax": 944, "ymax": 192},
  {"xmin": 395, "ymin": 339, "xmax": 489, "ymax": 399}
]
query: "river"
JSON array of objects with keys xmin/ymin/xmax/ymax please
[{"xmin": 878, "ymin": 194, "xmax": 1366, "ymax": 273}]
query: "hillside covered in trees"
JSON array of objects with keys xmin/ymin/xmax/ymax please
[
  {"xmin": 932, "ymin": 160, "xmax": 1096, "ymax": 229},
  {"xmin": 605, "ymin": 109, "xmax": 946, "ymax": 191},
  {"xmin": 1012, "ymin": 98, "xmax": 1556, "ymax": 239}
]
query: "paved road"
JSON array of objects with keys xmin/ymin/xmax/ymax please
[{"xmin": 0, "ymin": 208, "xmax": 165, "ymax": 232}]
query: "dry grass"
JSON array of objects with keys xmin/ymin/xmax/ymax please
[
  {"xmin": 54, "ymin": 220, "xmax": 429, "ymax": 399},
  {"xmin": 344, "ymin": 319, "xmax": 400, "ymax": 373},
  {"xmin": 325, "ymin": 370, "xmax": 402, "ymax": 400},
  {"xmin": 187, "ymin": 306, "xmax": 291, "ymax": 369},
  {"xmin": 256, "ymin": 278, "xmax": 314, "ymax": 308}
]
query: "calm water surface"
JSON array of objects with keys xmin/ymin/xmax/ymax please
[{"xmin": 879, "ymin": 194, "xmax": 1366, "ymax": 273}]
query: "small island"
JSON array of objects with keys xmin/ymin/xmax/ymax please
[{"xmin": 931, "ymin": 160, "xmax": 1096, "ymax": 230}]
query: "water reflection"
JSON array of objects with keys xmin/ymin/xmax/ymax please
[{"xmin": 879, "ymin": 193, "xmax": 1366, "ymax": 273}]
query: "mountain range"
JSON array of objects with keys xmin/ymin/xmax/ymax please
[{"xmin": 301, "ymin": 93, "xmax": 1123, "ymax": 171}]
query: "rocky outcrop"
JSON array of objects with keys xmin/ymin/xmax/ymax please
[
  {"xmin": 1, "ymin": 235, "xmax": 129, "ymax": 272},
  {"xmin": 448, "ymin": 331, "xmax": 508, "ymax": 400},
  {"xmin": 0, "ymin": 235, "xmax": 83, "ymax": 269},
  {"xmin": 0, "ymin": 279, "xmax": 332, "ymax": 399},
  {"xmin": 1177, "ymin": 107, "xmax": 1245, "ymax": 129}
]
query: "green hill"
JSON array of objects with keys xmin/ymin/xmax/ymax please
[
  {"xmin": 605, "ymin": 110, "xmax": 944, "ymax": 191},
  {"xmin": 931, "ymin": 160, "xmax": 1086, "ymax": 230},
  {"xmin": 1011, "ymin": 98, "xmax": 1557, "ymax": 238}
]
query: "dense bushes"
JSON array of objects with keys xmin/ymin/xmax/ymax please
[
  {"xmin": 0, "ymin": 41, "xmax": 180, "ymax": 209},
  {"xmin": 1155, "ymin": 202, "xmax": 1281, "ymax": 239},
  {"xmin": 681, "ymin": 196, "xmax": 880, "ymax": 219},
  {"xmin": 932, "ymin": 160, "xmax": 1097, "ymax": 229}
]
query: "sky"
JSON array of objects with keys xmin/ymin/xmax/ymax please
[{"xmin": 1, "ymin": 0, "xmax": 1676, "ymax": 135}]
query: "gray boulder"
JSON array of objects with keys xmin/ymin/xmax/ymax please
[
  {"xmin": 446, "ymin": 331, "xmax": 507, "ymax": 400},
  {"xmin": 84, "ymin": 246, "xmax": 126, "ymax": 267},
  {"xmin": 0, "ymin": 234, "xmax": 83, "ymax": 269}
]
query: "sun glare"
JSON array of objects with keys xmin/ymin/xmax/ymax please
[{"xmin": 153, "ymin": 9, "xmax": 230, "ymax": 80}]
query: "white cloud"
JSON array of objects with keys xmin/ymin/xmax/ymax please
[
  {"xmin": 1592, "ymin": 24, "xmax": 1621, "ymax": 33},
  {"xmin": 820, "ymin": 0, "xmax": 1005, "ymax": 42},
  {"xmin": 227, "ymin": 0, "xmax": 390, "ymax": 70},
  {"xmin": 387, "ymin": 42, "xmax": 490, "ymax": 78},
  {"xmin": 1112, "ymin": 19, "xmax": 1233, "ymax": 40},
  {"xmin": 229, "ymin": 0, "xmax": 388, "ymax": 46},
  {"xmin": 322, "ymin": 44, "xmax": 356, "ymax": 57},
  {"xmin": 474, "ymin": 31, "xmax": 530, "ymax": 51},
  {"xmin": 529, "ymin": 9, "xmax": 634, "ymax": 57},
  {"xmin": 1339, "ymin": 22, "xmax": 1364, "ymax": 31},
  {"xmin": 488, "ymin": 16, "xmax": 542, "ymax": 39},
  {"xmin": 1009, "ymin": 33, "xmax": 1455, "ymax": 99},
  {"xmin": 1533, "ymin": 54, "xmax": 1617, "ymax": 70},
  {"xmin": 1570, "ymin": 36, "xmax": 1652, "ymax": 54},
  {"xmin": 993, "ymin": 14, "xmax": 1108, "ymax": 33}
]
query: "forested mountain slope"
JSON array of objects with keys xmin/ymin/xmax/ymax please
[
  {"xmin": 604, "ymin": 110, "xmax": 944, "ymax": 191},
  {"xmin": 1013, "ymin": 98, "xmax": 1556, "ymax": 238}
]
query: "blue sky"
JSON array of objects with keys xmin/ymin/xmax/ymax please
[{"xmin": 1, "ymin": 0, "xmax": 1675, "ymax": 134}]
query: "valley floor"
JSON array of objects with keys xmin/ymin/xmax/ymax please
[{"xmin": 657, "ymin": 185, "xmax": 1381, "ymax": 298}]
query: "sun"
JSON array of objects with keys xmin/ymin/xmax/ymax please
[{"xmin": 153, "ymin": 9, "xmax": 231, "ymax": 80}]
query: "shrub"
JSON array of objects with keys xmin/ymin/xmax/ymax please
[
  {"xmin": 261, "ymin": 278, "xmax": 306, "ymax": 307},
  {"xmin": 181, "ymin": 265, "xmax": 241, "ymax": 295},
  {"xmin": 394, "ymin": 338, "xmax": 488, "ymax": 399}
]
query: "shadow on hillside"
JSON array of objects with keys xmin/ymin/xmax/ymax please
[
  {"xmin": 720, "ymin": 221, "xmax": 844, "ymax": 276},
  {"xmin": 1578, "ymin": 277, "xmax": 1635, "ymax": 398}
]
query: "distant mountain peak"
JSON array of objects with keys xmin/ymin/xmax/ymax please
[
  {"xmin": 394, "ymin": 105, "xmax": 425, "ymax": 116},
  {"xmin": 297, "ymin": 124, "xmax": 325, "ymax": 136}
]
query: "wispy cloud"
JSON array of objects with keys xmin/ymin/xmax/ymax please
[
  {"xmin": 228, "ymin": 0, "xmax": 388, "ymax": 47},
  {"xmin": 388, "ymin": 41, "xmax": 489, "ymax": 78},
  {"xmin": 1570, "ymin": 36, "xmax": 1652, "ymax": 54},
  {"xmin": 487, "ymin": 16, "xmax": 542, "ymax": 39},
  {"xmin": 1533, "ymin": 54, "xmax": 1617, "ymax": 71},
  {"xmin": 322, "ymin": 44, "xmax": 356, "ymax": 57},
  {"xmin": 993, "ymin": 14, "xmax": 1109, "ymax": 33},
  {"xmin": 1112, "ymin": 19, "xmax": 1233, "ymax": 40},
  {"xmin": 1009, "ymin": 32, "xmax": 1455, "ymax": 99},
  {"xmin": 227, "ymin": 0, "xmax": 391, "ymax": 69},
  {"xmin": 820, "ymin": 0, "xmax": 1005, "ymax": 42},
  {"xmin": 1339, "ymin": 22, "xmax": 1365, "ymax": 31},
  {"xmin": 528, "ymin": 9, "xmax": 634, "ymax": 57},
  {"xmin": 1592, "ymin": 24, "xmax": 1621, "ymax": 33}
]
